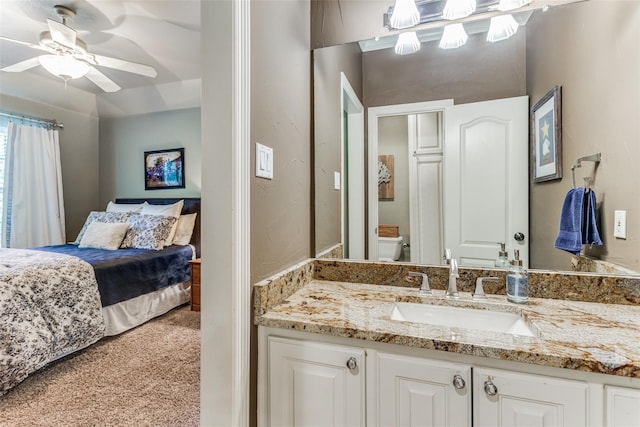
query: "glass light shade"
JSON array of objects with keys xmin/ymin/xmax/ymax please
[
  {"xmin": 487, "ymin": 14, "xmax": 519, "ymax": 42},
  {"xmin": 38, "ymin": 54, "xmax": 90, "ymax": 80},
  {"xmin": 389, "ymin": 0, "xmax": 420, "ymax": 29},
  {"xmin": 442, "ymin": 0, "xmax": 476, "ymax": 20},
  {"xmin": 497, "ymin": 0, "xmax": 531, "ymax": 11},
  {"xmin": 394, "ymin": 32, "xmax": 421, "ymax": 55},
  {"xmin": 439, "ymin": 23, "xmax": 468, "ymax": 49}
]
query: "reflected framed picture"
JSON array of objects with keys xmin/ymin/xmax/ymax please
[
  {"xmin": 531, "ymin": 86, "xmax": 562, "ymax": 183},
  {"xmin": 144, "ymin": 148, "xmax": 185, "ymax": 190}
]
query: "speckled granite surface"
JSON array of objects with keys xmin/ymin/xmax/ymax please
[{"xmin": 254, "ymin": 258, "xmax": 640, "ymax": 378}]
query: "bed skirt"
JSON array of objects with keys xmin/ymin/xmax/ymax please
[{"xmin": 103, "ymin": 281, "xmax": 191, "ymax": 336}]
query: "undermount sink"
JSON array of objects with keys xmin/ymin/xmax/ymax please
[{"xmin": 390, "ymin": 301, "xmax": 537, "ymax": 337}]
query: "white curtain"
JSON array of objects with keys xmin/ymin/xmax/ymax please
[{"xmin": 2, "ymin": 122, "xmax": 66, "ymax": 248}]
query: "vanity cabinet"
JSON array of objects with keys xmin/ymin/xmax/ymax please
[
  {"xmin": 473, "ymin": 367, "xmax": 589, "ymax": 427},
  {"xmin": 605, "ymin": 386, "xmax": 640, "ymax": 426},
  {"xmin": 267, "ymin": 337, "xmax": 365, "ymax": 427},
  {"xmin": 371, "ymin": 351, "xmax": 471, "ymax": 427}
]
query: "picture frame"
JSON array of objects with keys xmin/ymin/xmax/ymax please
[
  {"xmin": 144, "ymin": 148, "xmax": 185, "ymax": 190},
  {"xmin": 531, "ymin": 86, "xmax": 562, "ymax": 183}
]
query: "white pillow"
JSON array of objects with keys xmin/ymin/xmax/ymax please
[
  {"xmin": 79, "ymin": 222, "xmax": 130, "ymax": 250},
  {"xmin": 106, "ymin": 201, "xmax": 144, "ymax": 213},
  {"xmin": 74, "ymin": 211, "xmax": 133, "ymax": 244},
  {"xmin": 139, "ymin": 200, "xmax": 184, "ymax": 245},
  {"xmin": 172, "ymin": 213, "xmax": 197, "ymax": 245}
]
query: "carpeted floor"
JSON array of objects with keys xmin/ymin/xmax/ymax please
[{"xmin": 0, "ymin": 305, "xmax": 200, "ymax": 427}]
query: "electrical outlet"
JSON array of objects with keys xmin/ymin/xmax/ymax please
[{"xmin": 614, "ymin": 210, "xmax": 626, "ymax": 239}]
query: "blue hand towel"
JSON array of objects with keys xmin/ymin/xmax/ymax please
[
  {"xmin": 554, "ymin": 187, "xmax": 585, "ymax": 255},
  {"xmin": 583, "ymin": 190, "xmax": 603, "ymax": 247}
]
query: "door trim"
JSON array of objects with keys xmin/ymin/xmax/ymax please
[{"xmin": 367, "ymin": 100, "xmax": 453, "ymax": 261}]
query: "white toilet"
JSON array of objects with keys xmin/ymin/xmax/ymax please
[{"xmin": 378, "ymin": 236, "xmax": 403, "ymax": 261}]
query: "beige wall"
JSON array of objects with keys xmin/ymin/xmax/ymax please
[
  {"xmin": 313, "ymin": 43, "xmax": 363, "ymax": 254},
  {"xmin": 250, "ymin": 0, "xmax": 312, "ymax": 284},
  {"xmin": 98, "ymin": 108, "xmax": 202, "ymax": 207},
  {"xmin": 0, "ymin": 94, "xmax": 99, "ymax": 242},
  {"xmin": 363, "ymin": 31, "xmax": 527, "ymax": 107},
  {"xmin": 527, "ymin": 1, "xmax": 640, "ymax": 272}
]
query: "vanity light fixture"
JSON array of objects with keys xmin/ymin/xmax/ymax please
[
  {"xmin": 487, "ymin": 14, "xmax": 519, "ymax": 42},
  {"xmin": 439, "ymin": 23, "xmax": 469, "ymax": 49},
  {"xmin": 442, "ymin": 0, "xmax": 477, "ymax": 20},
  {"xmin": 394, "ymin": 31, "xmax": 421, "ymax": 55},
  {"xmin": 496, "ymin": 0, "xmax": 531, "ymax": 12},
  {"xmin": 389, "ymin": 0, "xmax": 421, "ymax": 29},
  {"xmin": 38, "ymin": 54, "xmax": 90, "ymax": 81}
]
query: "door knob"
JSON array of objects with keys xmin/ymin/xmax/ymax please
[
  {"xmin": 484, "ymin": 380, "xmax": 498, "ymax": 396},
  {"xmin": 452, "ymin": 374, "xmax": 466, "ymax": 390},
  {"xmin": 346, "ymin": 356, "xmax": 357, "ymax": 371},
  {"xmin": 514, "ymin": 232, "xmax": 525, "ymax": 241}
]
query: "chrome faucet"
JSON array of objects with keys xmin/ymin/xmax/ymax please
[
  {"xmin": 444, "ymin": 249, "xmax": 460, "ymax": 299},
  {"xmin": 408, "ymin": 272, "xmax": 432, "ymax": 296}
]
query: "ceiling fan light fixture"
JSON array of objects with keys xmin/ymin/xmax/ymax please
[
  {"xmin": 487, "ymin": 14, "xmax": 519, "ymax": 42},
  {"xmin": 439, "ymin": 23, "xmax": 468, "ymax": 49},
  {"xmin": 38, "ymin": 54, "xmax": 90, "ymax": 80},
  {"xmin": 394, "ymin": 31, "xmax": 421, "ymax": 55},
  {"xmin": 389, "ymin": 0, "xmax": 421, "ymax": 29},
  {"xmin": 442, "ymin": 0, "xmax": 477, "ymax": 20}
]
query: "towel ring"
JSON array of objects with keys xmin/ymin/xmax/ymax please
[{"xmin": 571, "ymin": 153, "xmax": 601, "ymax": 188}]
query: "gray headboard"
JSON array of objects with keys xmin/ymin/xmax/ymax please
[{"xmin": 114, "ymin": 198, "xmax": 201, "ymax": 258}]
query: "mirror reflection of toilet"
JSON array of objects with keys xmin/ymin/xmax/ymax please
[{"xmin": 378, "ymin": 224, "xmax": 403, "ymax": 261}]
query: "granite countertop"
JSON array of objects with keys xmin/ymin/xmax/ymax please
[{"xmin": 256, "ymin": 280, "xmax": 640, "ymax": 378}]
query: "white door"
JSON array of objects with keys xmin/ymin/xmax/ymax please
[
  {"xmin": 372, "ymin": 352, "xmax": 471, "ymax": 427},
  {"xmin": 268, "ymin": 337, "xmax": 365, "ymax": 427},
  {"xmin": 444, "ymin": 96, "xmax": 529, "ymax": 268},
  {"xmin": 474, "ymin": 367, "xmax": 589, "ymax": 427}
]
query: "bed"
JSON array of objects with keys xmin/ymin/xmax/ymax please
[{"xmin": 0, "ymin": 198, "xmax": 201, "ymax": 395}]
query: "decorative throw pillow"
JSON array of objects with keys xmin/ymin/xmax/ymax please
[
  {"xmin": 74, "ymin": 211, "xmax": 133, "ymax": 244},
  {"xmin": 105, "ymin": 201, "xmax": 144, "ymax": 213},
  {"xmin": 172, "ymin": 213, "xmax": 197, "ymax": 245},
  {"xmin": 78, "ymin": 222, "xmax": 130, "ymax": 250},
  {"xmin": 120, "ymin": 214, "xmax": 178, "ymax": 250},
  {"xmin": 139, "ymin": 200, "xmax": 184, "ymax": 246}
]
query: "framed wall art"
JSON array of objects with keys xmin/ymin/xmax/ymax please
[
  {"xmin": 144, "ymin": 148, "xmax": 185, "ymax": 190},
  {"xmin": 531, "ymin": 86, "xmax": 562, "ymax": 183}
]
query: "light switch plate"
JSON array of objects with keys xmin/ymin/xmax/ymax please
[
  {"xmin": 614, "ymin": 210, "xmax": 627, "ymax": 239},
  {"xmin": 255, "ymin": 142, "xmax": 273, "ymax": 180},
  {"xmin": 334, "ymin": 171, "xmax": 341, "ymax": 190}
]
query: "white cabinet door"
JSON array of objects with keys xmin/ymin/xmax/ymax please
[
  {"xmin": 268, "ymin": 337, "xmax": 365, "ymax": 427},
  {"xmin": 606, "ymin": 386, "xmax": 640, "ymax": 427},
  {"xmin": 372, "ymin": 352, "xmax": 471, "ymax": 427},
  {"xmin": 474, "ymin": 367, "xmax": 589, "ymax": 427}
]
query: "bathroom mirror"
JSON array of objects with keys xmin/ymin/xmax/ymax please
[{"xmin": 313, "ymin": 0, "xmax": 640, "ymax": 275}]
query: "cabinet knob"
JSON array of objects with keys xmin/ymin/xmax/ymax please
[
  {"xmin": 514, "ymin": 232, "xmax": 525, "ymax": 242},
  {"xmin": 346, "ymin": 356, "xmax": 357, "ymax": 371},
  {"xmin": 452, "ymin": 374, "xmax": 466, "ymax": 390},
  {"xmin": 484, "ymin": 380, "xmax": 498, "ymax": 396}
]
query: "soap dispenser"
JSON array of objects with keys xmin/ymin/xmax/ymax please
[
  {"xmin": 506, "ymin": 249, "xmax": 529, "ymax": 304},
  {"xmin": 495, "ymin": 242, "xmax": 510, "ymax": 268}
]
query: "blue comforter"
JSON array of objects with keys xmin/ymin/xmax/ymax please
[{"xmin": 34, "ymin": 244, "xmax": 194, "ymax": 307}]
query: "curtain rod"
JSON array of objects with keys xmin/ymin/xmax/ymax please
[{"xmin": 0, "ymin": 111, "xmax": 64, "ymax": 129}]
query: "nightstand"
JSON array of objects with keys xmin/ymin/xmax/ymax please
[{"xmin": 189, "ymin": 258, "xmax": 201, "ymax": 312}]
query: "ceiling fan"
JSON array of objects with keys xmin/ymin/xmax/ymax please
[{"xmin": 0, "ymin": 4, "xmax": 157, "ymax": 93}]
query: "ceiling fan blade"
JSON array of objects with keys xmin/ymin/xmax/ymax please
[
  {"xmin": 47, "ymin": 18, "xmax": 77, "ymax": 48},
  {"xmin": 91, "ymin": 54, "xmax": 157, "ymax": 78},
  {"xmin": 85, "ymin": 66, "xmax": 121, "ymax": 92},
  {"xmin": 0, "ymin": 36, "xmax": 50, "ymax": 53},
  {"xmin": 1, "ymin": 57, "xmax": 41, "ymax": 72}
]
